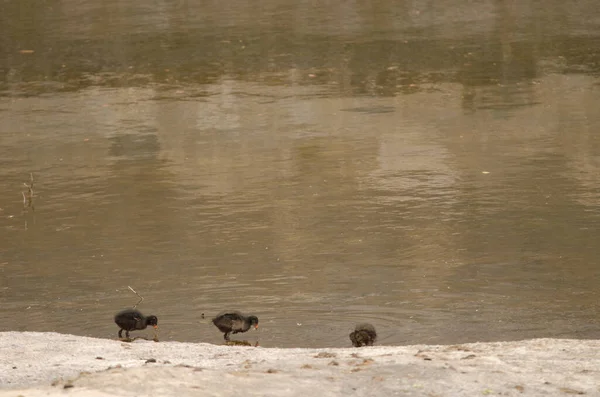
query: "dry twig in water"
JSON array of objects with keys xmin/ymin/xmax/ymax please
[
  {"xmin": 22, "ymin": 173, "xmax": 34, "ymax": 210},
  {"xmin": 128, "ymin": 286, "xmax": 144, "ymax": 309}
]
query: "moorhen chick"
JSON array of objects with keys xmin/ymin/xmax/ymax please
[
  {"xmin": 212, "ymin": 311, "xmax": 259, "ymax": 341},
  {"xmin": 349, "ymin": 323, "xmax": 377, "ymax": 347},
  {"xmin": 114, "ymin": 308, "xmax": 158, "ymax": 339}
]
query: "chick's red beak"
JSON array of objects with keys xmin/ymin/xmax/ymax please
[
  {"xmin": 153, "ymin": 325, "xmax": 159, "ymax": 329},
  {"xmin": 254, "ymin": 324, "xmax": 259, "ymax": 329}
]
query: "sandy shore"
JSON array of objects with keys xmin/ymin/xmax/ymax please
[{"xmin": 0, "ymin": 332, "xmax": 599, "ymax": 396}]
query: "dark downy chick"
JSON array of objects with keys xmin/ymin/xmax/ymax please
[
  {"xmin": 349, "ymin": 323, "xmax": 377, "ymax": 347},
  {"xmin": 114, "ymin": 309, "xmax": 158, "ymax": 338},
  {"xmin": 212, "ymin": 311, "xmax": 259, "ymax": 341}
]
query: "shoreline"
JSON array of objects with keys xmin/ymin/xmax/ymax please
[{"xmin": 1, "ymin": 332, "xmax": 599, "ymax": 396}]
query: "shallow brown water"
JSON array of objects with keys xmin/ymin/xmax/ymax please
[{"xmin": 1, "ymin": 1, "xmax": 600, "ymax": 348}]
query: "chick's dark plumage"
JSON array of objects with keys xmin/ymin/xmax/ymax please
[
  {"xmin": 349, "ymin": 323, "xmax": 377, "ymax": 347},
  {"xmin": 114, "ymin": 308, "xmax": 158, "ymax": 338},
  {"xmin": 212, "ymin": 311, "xmax": 259, "ymax": 341}
]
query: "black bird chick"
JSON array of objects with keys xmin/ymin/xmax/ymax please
[
  {"xmin": 114, "ymin": 308, "xmax": 158, "ymax": 339},
  {"xmin": 349, "ymin": 323, "xmax": 377, "ymax": 347},
  {"xmin": 212, "ymin": 311, "xmax": 259, "ymax": 341}
]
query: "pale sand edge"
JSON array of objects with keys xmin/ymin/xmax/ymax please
[{"xmin": 1, "ymin": 332, "xmax": 599, "ymax": 396}]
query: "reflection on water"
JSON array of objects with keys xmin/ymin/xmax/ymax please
[{"xmin": 1, "ymin": 1, "xmax": 600, "ymax": 348}]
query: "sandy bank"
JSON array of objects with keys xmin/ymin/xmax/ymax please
[{"xmin": 0, "ymin": 332, "xmax": 598, "ymax": 396}]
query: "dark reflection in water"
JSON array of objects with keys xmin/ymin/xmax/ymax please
[{"xmin": 1, "ymin": 1, "xmax": 600, "ymax": 348}]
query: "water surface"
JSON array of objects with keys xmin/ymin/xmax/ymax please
[{"xmin": 1, "ymin": 1, "xmax": 600, "ymax": 347}]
